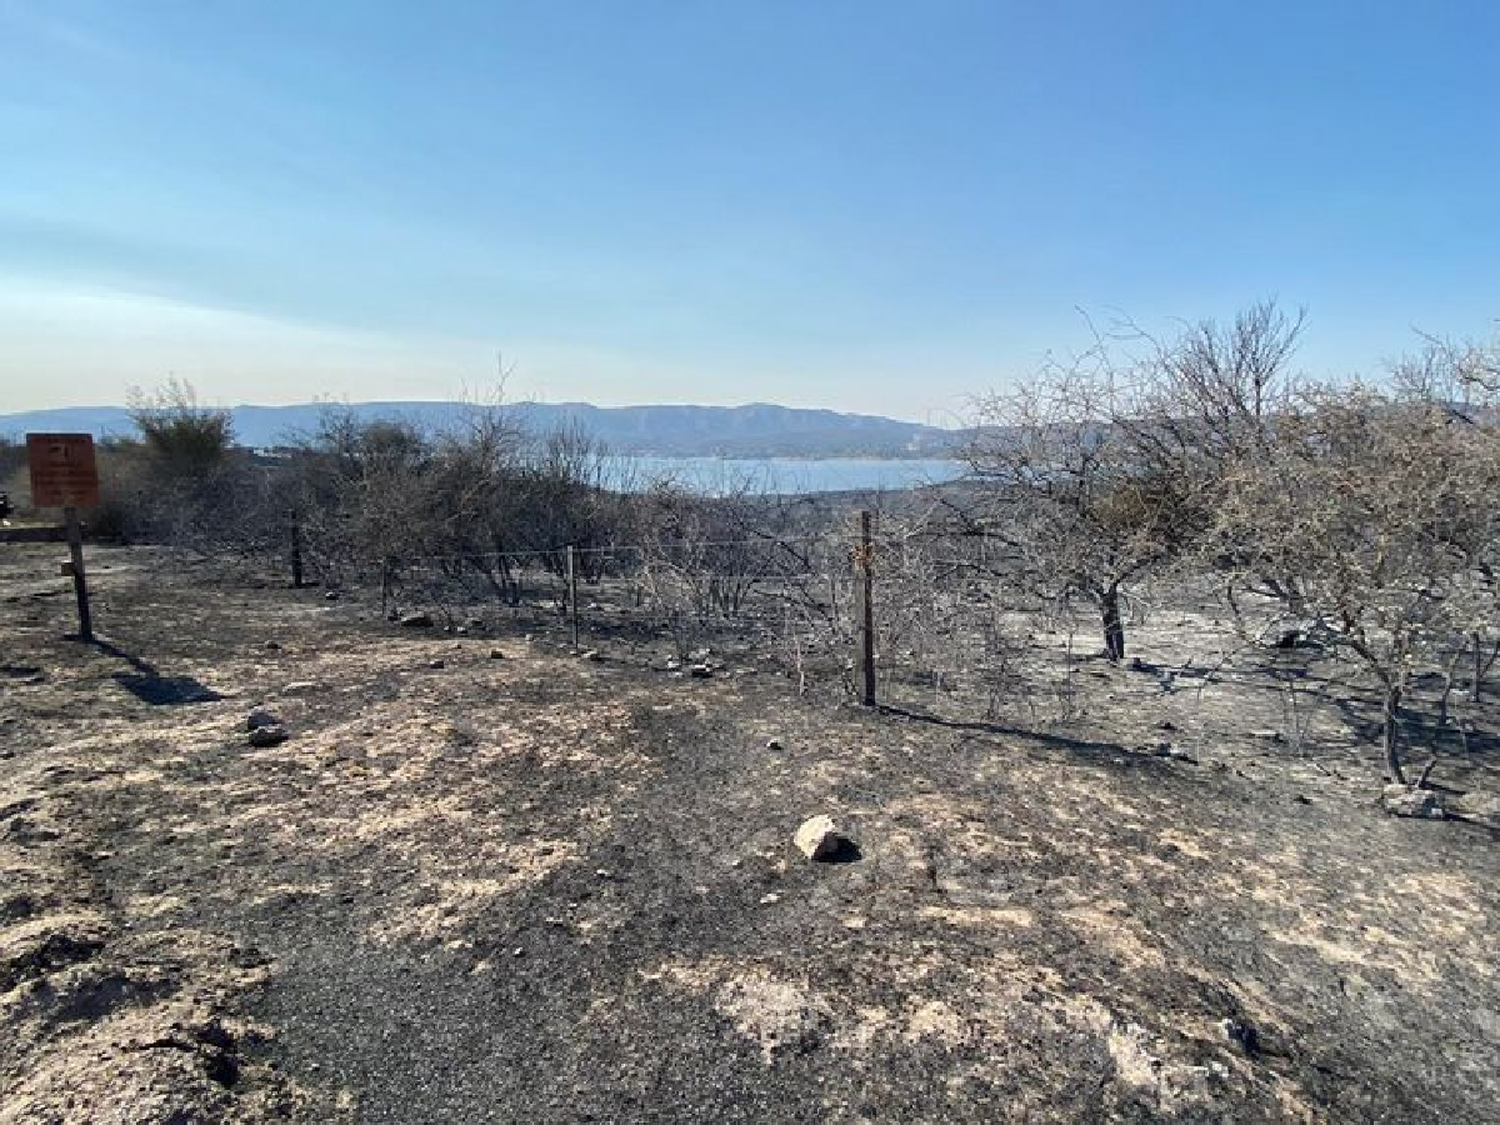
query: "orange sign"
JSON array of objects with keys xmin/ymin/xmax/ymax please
[{"xmin": 27, "ymin": 433, "xmax": 101, "ymax": 508}]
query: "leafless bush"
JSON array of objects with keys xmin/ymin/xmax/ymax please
[
  {"xmin": 1212, "ymin": 359, "xmax": 1500, "ymax": 784},
  {"xmin": 959, "ymin": 302, "xmax": 1307, "ymax": 665},
  {"xmin": 628, "ymin": 477, "xmax": 841, "ymax": 662},
  {"xmin": 274, "ymin": 399, "xmax": 630, "ymax": 605}
]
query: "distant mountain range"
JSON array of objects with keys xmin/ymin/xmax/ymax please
[{"xmin": 0, "ymin": 401, "xmax": 963, "ymax": 459}]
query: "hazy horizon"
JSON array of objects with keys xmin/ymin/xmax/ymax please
[
  {"xmin": 3, "ymin": 2, "xmax": 1496, "ymax": 417},
  {"xmin": 0, "ymin": 396, "xmax": 972, "ymax": 434}
]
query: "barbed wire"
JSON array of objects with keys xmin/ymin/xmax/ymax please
[
  {"xmin": 385, "ymin": 532, "xmax": 881, "ymax": 568},
  {"xmin": 390, "ymin": 566, "xmax": 856, "ymax": 587},
  {"xmin": 377, "ymin": 528, "xmax": 1013, "ymax": 569}
]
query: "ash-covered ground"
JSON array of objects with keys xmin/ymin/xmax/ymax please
[{"xmin": 2, "ymin": 545, "xmax": 1496, "ymax": 1123}]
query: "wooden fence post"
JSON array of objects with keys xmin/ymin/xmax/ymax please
[
  {"xmin": 857, "ymin": 510, "xmax": 876, "ymax": 707},
  {"xmin": 566, "ymin": 544, "xmax": 580, "ymax": 650},
  {"xmin": 63, "ymin": 505, "xmax": 93, "ymax": 641},
  {"xmin": 290, "ymin": 512, "xmax": 305, "ymax": 588}
]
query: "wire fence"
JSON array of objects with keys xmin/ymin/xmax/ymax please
[{"xmin": 351, "ymin": 516, "xmax": 1033, "ymax": 711}]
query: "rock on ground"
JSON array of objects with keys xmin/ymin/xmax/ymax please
[
  {"xmin": 793, "ymin": 814, "xmax": 844, "ymax": 861},
  {"xmin": 246, "ymin": 708, "xmax": 280, "ymax": 731},
  {"xmin": 1382, "ymin": 784, "xmax": 1446, "ymax": 819},
  {"xmin": 248, "ymin": 724, "xmax": 290, "ymax": 748}
]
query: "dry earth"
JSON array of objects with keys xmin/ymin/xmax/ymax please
[{"xmin": 1, "ymin": 544, "xmax": 1496, "ymax": 1123}]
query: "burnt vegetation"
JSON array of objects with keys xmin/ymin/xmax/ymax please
[{"xmin": 20, "ymin": 303, "xmax": 1500, "ymax": 799}]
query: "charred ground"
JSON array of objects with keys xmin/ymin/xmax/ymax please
[{"xmin": 1, "ymin": 544, "xmax": 1496, "ymax": 1123}]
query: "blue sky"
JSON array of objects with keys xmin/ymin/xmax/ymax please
[{"xmin": 1, "ymin": 1, "xmax": 1495, "ymax": 420}]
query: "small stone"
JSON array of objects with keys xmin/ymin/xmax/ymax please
[
  {"xmin": 1382, "ymin": 784, "xmax": 1446, "ymax": 820},
  {"xmin": 324, "ymin": 590, "xmax": 340, "ymax": 601},
  {"xmin": 766, "ymin": 738, "xmax": 783, "ymax": 751},
  {"xmin": 428, "ymin": 659, "xmax": 445, "ymax": 670},
  {"xmin": 264, "ymin": 641, "xmax": 282, "ymax": 651},
  {"xmin": 512, "ymin": 947, "xmax": 525, "ymax": 958},
  {"xmin": 759, "ymin": 893, "xmax": 781, "ymax": 906},
  {"xmin": 489, "ymin": 649, "xmax": 507, "ymax": 660},
  {"xmin": 283, "ymin": 681, "xmax": 318, "ymax": 694},
  {"xmin": 579, "ymin": 650, "xmax": 602, "ymax": 662},
  {"xmin": 1249, "ymin": 729, "xmax": 1286, "ymax": 743},
  {"xmin": 398, "ymin": 612, "xmax": 434, "ymax": 628},
  {"xmin": 245, "ymin": 708, "xmax": 280, "ymax": 731},
  {"xmin": 1147, "ymin": 741, "xmax": 1198, "ymax": 764},
  {"xmin": 248, "ymin": 724, "xmax": 289, "ymax": 748},
  {"xmin": 793, "ymin": 815, "xmax": 845, "ymax": 862},
  {"xmin": 689, "ymin": 664, "xmax": 712, "ymax": 679}
]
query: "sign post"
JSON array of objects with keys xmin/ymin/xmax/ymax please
[{"xmin": 27, "ymin": 434, "xmax": 101, "ymax": 641}]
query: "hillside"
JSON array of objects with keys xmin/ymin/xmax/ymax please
[{"xmin": 0, "ymin": 402, "xmax": 960, "ymax": 459}]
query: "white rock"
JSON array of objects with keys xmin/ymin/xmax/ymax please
[{"xmin": 793, "ymin": 815, "xmax": 844, "ymax": 861}]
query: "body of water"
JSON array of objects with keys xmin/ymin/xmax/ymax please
[{"xmin": 609, "ymin": 456, "xmax": 968, "ymax": 495}]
